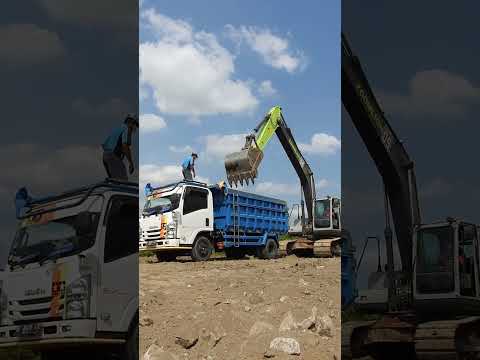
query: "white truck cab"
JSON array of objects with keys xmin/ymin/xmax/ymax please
[
  {"xmin": 0, "ymin": 180, "xmax": 139, "ymax": 359},
  {"xmin": 139, "ymin": 181, "xmax": 214, "ymax": 261}
]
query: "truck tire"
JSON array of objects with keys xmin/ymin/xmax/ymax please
[
  {"xmin": 258, "ymin": 238, "xmax": 278, "ymax": 259},
  {"xmin": 156, "ymin": 252, "xmax": 177, "ymax": 262},
  {"xmin": 123, "ymin": 319, "xmax": 139, "ymax": 360},
  {"xmin": 225, "ymin": 247, "xmax": 246, "ymax": 259},
  {"xmin": 191, "ymin": 236, "xmax": 213, "ymax": 261}
]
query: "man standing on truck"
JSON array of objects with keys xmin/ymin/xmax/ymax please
[
  {"xmin": 181, "ymin": 152, "xmax": 198, "ymax": 181},
  {"xmin": 102, "ymin": 114, "xmax": 138, "ymax": 180}
]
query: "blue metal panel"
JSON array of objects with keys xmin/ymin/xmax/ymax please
[{"xmin": 211, "ymin": 186, "xmax": 288, "ymax": 247}]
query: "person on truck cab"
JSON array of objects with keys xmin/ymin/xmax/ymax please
[
  {"xmin": 14, "ymin": 187, "xmax": 33, "ymax": 218},
  {"xmin": 102, "ymin": 114, "xmax": 138, "ymax": 180},
  {"xmin": 145, "ymin": 183, "xmax": 154, "ymax": 196},
  {"xmin": 182, "ymin": 153, "xmax": 198, "ymax": 181}
]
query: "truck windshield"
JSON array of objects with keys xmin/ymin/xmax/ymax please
[
  {"xmin": 416, "ymin": 225, "xmax": 455, "ymax": 294},
  {"xmin": 143, "ymin": 194, "xmax": 180, "ymax": 215},
  {"xmin": 8, "ymin": 212, "xmax": 100, "ymax": 268},
  {"xmin": 314, "ymin": 199, "xmax": 331, "ymax": 228}
]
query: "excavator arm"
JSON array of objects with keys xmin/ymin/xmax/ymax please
[
  {"xmin": 225, "ymin": 106, "xmax": 316, "ymax": 226},
  {"xmin": 341, "ymin": 32, "xmax": 421, "ymax": 274}
]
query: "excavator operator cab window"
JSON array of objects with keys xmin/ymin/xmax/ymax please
[
  {"xmin": 458, "ymin": 224, "xmax": 478, "ymax": 297},
  {"xmin": 314, "ymin": 199, "xmax": 331, "ymax": 229},
  {"xmin": 416, "ymin": 226, "xmax": 455, "ymax": 294},
  {"xmin": 332, "ymin": 198, "xmax": 341, "ymax": 230}
]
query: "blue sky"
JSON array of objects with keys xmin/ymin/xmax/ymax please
[{"xmin": 139, "ymin": 0, "xmax": 340, "ymax": 208}]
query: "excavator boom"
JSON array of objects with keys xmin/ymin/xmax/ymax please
[
  {"xmin": 342, "ymin": 33, "xmax": 421, "ymax": 274},
  {"xmin": 224, "ymin": 106, "xmax": 316, "ymax": 226}
]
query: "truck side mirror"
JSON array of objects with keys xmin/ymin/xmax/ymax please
[{"xmin": 75, "ymin": 211, "xmax": 93, "ymax": 236}]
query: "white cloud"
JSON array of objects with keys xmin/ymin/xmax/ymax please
[
  {"xmin": 299, "ymin": 133, "xmax": 340, "ymax": 155},
  {"xmin": 316, "ymin": 179, "xmax": 329, "ymax": 190},
  {"xmin": 140, "ymin": 164, "xmax": 182, "ymax": 185},
  {"xmin": 39, "ymin": 0, "xmax": 136, "ymax": 29},
  {"xmin": 254, "ymin": 182, "xmax": 300, "ymax": 196},
  {"xmin": 420, "ymin": 177, "xmax": 453, "ymax": 199},
  {"xmin": 253, "ymin": 179, "xmax": 330, "ymax": 198},
  {"xmin": 258, "ymin": 80, "xmax": 277, "ymax": 97},
  {"xmin": 377, "ymin": 70, "xmax": 480, "ymax": 119},
  {"xmin": 0, "ymin": 24, "xmax": 65, "ymax": 66},
  {"xmin": 139, "ymin": 85, "xmax": 149, "ymax": 102},
  {"xmin": 202, "ymin": 133, "xmax": 248, "ymax": 160},
  {"xmin": 72, "ymin": 97, "xmax": 132, "ymax": 121},
  {"xmin": 139, "ymin": 9, "xmax": 258, "ymax": 117},
  {"xmin": 226, "ymin": 25, "xmax": 306, "ymax": 73},
  {"xmin": 169, "ymin": 145, "xmax": 194, "ymax": 154},
  {"xmin": 0, "ymin": 144, "xmax": 105, "ymax": 200},
  {"xmin": 140, "ymin": 113, "xmax": 166, "ymax": 133},
  {"xmin": 140, "ymin": 163, "xmax": 208, "ymax": 187}
]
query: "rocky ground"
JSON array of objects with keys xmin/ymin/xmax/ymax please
[{"xmin": 140, "ymin": 254, "xmax": 340, "ymax": 360}]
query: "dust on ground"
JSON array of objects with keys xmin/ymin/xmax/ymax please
[{"xmin": 140, "ymin": 255, "xmax": 340, "ymax": 360}]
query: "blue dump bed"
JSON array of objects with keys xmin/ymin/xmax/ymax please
[{"xmin": 210, "ymin": 186, "xmax": 288, "ymax": 248}]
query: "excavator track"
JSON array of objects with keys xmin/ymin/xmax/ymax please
[
  {"xmin": 278, "ymin": 237, "xmax": 342, "ymax": 258},
  {"xmin": 314, "ymin": 237, "xmax": 342, "ymax": 257},
  {"xmin": 415, "ymin": 317, "xmax": 480, "ymax": 360},
  {"xmin": 341, "ymin": 320, "xmax": 376, "ymax": 359}
]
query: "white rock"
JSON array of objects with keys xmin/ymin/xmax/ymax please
[
  {"xmin": 317, "ymin": 314, "xmax": 334, "ymax": 337},
  {"xmin": 279, "ymin": 311, "xmax": 296, "ymax": 332},
  {"xmin": 249, "ymin": 321, "xmax": 274, "ymax": 337},
  {"xmin": 269, "ymin": 337, "xmax": 301, "ymax": 355},
  {"xmin": 144, "ymin": 344, "xmax": 179, "ymax": 360}
]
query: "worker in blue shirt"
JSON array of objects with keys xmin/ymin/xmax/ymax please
[
  {"xmin": 145, "ymin": 183, "xmax": 153, "ymax": 196},
  {"xmin": 181, "ymin": 153, "xmax": 198, "ymax": 181},
  {"xmin": 102, "ymin": 114, "xmax": 138, "ymax": 180},
  {"xmin": 14, "ymin": 187, "xmax": 33, "ymax": 218}
]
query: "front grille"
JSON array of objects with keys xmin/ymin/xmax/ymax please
[
  {"xmin": 14, "ymin": 317, "xmax": 62, "ymax": 325},
  {"xmin": 18, "ymin": 296, "xmax": 52, "ymax": 306},
  {"xmin": 142, "ymin": 228, "xmax": 163, "ymax": 241},
  {"xmin": 11, "ymin": 293, "xmax": 66, "ymax": 325}
]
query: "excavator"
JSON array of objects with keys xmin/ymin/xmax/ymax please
[
  {"xmin": 224, "ymin": 105, "xmax": 342, "ymax": 257},
  {"xmin": 342, "ymin": 32, "xmax": 480, "ymax": 359}
]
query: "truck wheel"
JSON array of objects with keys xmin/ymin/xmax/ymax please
[
  {"xmin": 123, "ymin": 318, "xmax": 139, "ymax": 360},
  {"xmin": 191, "ymin": 236, "xmax": 213, "ymax": 261},
  {"xmin": 225, "ymin": 248, "xmax": 246, "ymax": 259},
  {"xmin": 258, "ymin": 238, "xmax": 278, "ymax": 259},
  {"xmin": 156, "ymin": 252, "xmax": 177, "ymax": 262}
]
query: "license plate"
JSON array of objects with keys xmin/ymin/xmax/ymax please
[
  {"xmin": 18, "ymin": 324, "xmax": 42, "ymax": 337},
  {"xmin": 146, "ymin": 242, "xmax": 157, "ymax": 247}
]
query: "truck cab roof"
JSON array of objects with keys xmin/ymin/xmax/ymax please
[{"xmin": 20, "ymin": 178, "xmax": 138, "ymax": 220}]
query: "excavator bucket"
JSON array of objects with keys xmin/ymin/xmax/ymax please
[{"xmin": 224, "ymin": 136, "xmax": 264, "ymax": 187}]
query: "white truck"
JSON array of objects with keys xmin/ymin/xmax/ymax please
[
  {"xmin": 0, "ymin": 179, "xmax": 139, "ymax": 360},
  {"xmin": 139, "ymin": 181, "xmax": 289, "ymax": 262}
]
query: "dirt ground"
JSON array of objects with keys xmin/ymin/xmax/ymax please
[{"xmin": 140, "ymin": 254, "xmax": 340, "ymax": 360}]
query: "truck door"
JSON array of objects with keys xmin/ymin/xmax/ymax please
[
  {"xmin": 98, "ymin": 195, "xmax": 138, "ymax": 332},
  {"xmin": 180, "ymin": 187, "xmax": 211, "ymax": 244}
]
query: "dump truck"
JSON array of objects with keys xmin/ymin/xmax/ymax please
[
  {"xmin": 139, "ymin": 181, "xmax": 288, "ymax": 261},
  {"xmin": 224, "ymin": 106, "xmax": 342, "ymax": 257},
  {"xmin": 0, "ymin": 179, "xmax": 139, "ymax": 360}
]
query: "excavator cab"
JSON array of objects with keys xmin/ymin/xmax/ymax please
[
  {"xmin": 313, "ymin": 197, "xmax": 341, "ymax": 235},
  {"xmin": 413, "ymin": 220, "xmax": 480, "ymax": 316}
]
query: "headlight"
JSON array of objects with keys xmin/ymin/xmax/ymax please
[
  {"xmin": 167, "ymin": 223, "xmax": 176, "ymax": 239},
  {"xmin": 66, "ymin": 275, "xmax": 91, "ymax": 319}
]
